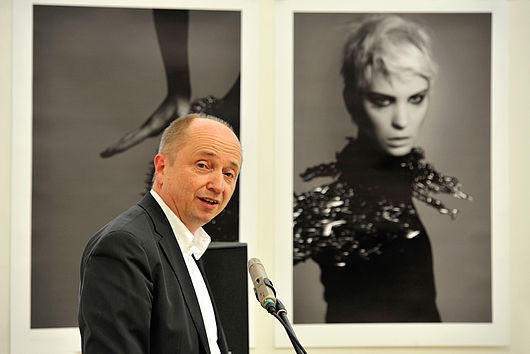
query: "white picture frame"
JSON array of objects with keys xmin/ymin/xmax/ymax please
[
  {"xmin": 11, "ymin": 0, "xmax": 258, "ymax": 352},
  {"xmin": 275, "ymin": 0, "xmax": 509, "ymax": 348}
]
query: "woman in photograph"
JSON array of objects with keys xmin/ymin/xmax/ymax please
[{"xmin": 293, "ymin": 14, "xmax": 472, "ymax": 323}]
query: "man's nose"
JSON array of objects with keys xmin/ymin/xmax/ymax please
[
  {"xmin": 206, "ymin": 171, "xmax": 224, "ymax": 193},
  {"xmin": 392, "ymin": 103, "xmax": 409, "ymax": 129}
]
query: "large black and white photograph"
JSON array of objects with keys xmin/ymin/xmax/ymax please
[
  {"xmin": 32, "ymin": 4, "xmax": 241, "ymax": 329},
  {"xmin": 293, "ymin": 11, "xmax": 489, "ymax": 324},
  {"xmin": 275, "ymin": 0, "xmax": 509, "ymax": 348},
  {"xmin": 11, "ymin": 0, "xmax": 258, "ymax": 352}
]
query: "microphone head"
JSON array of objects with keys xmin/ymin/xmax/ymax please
[
  {"xmin": 247, "ymin": 257, "xmax": 261, "ymax": 269},
  {"xmin": 248, "ymin": 258, "xmax": 268, "ymax": 279},
  {"xmin": 247, "ymin": 257, "xmax": 277, "ymax": 311}
]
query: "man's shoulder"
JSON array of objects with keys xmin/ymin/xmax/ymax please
[
  {"xmin": 107, "ymin": 203, "xmax": 152, "ymax": 232},
  {"xmin": 84, "ymin": 202, "xmax": 158, "ymax": 255}
]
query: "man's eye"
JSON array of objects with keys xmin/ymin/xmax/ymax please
[
  {"xmin": 224, "ymin": 172, "xmax": 234, "ymax": 179},
  {"xmin": 409, "ymin": 94, "xmax": 426, "ymax": 105},
  {"xmin": 197, "ymin": 163, "xmax": 208, "ymax": 169}
]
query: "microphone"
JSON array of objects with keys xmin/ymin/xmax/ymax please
[
  {"xmin": 248, "ymin": 258, "xmax": 307, "ymax": 353},
  {"xmin": 247, "ymin": 258, "xmax": 277, "ymax": 312}
]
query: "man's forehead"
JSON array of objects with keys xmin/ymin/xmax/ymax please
[
  {"xmin": 194, "ymin": 147, "xmax": 242, "ymax": 169},
  {"xmin": 184, "ymin": 119, "xmax": 241, "ymax": 160}
]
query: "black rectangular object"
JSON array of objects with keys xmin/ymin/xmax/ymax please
[{"xmin": 202, "ymin": 242, "xmax": 248, "ymax": 354}]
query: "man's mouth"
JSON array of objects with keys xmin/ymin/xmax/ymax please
[{"xmin": 199, "ymin": 197, "xmax": 219, "ymax": 205}]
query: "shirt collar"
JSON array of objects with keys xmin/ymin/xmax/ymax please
[{"xmin": 150, "ymin": 190, "xmax": 211, "ymax": 260}]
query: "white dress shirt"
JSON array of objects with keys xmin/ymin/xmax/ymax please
[{"xmin": 150, "ymin": 190, "xmax": 221, "ymax": 354}]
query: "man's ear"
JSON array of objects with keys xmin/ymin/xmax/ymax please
[{"xmin": 153, "ymin": 154, "xmax": 166, "ymax": 186}]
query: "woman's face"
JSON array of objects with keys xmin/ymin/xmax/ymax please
[{"xmin": 357, "ymin": 71, "xmax": 430, "ymax": 156}]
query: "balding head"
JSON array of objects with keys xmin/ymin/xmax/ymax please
[
  {"xmin": 152, "ymin": 114, "xmax": 241, "ymax": 233},
  {"xmin": 157, "ymin": 113, "xmax": 237, "ymax": 163}
]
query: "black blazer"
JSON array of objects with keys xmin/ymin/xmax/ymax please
[{"xmin": 78, "ymin": 193, "xmax": 229, "ymax": 353}]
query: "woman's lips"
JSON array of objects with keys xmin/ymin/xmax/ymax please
[{"xmin": 386, "ymin": 137, "xmax": 411, "ymax": 147}]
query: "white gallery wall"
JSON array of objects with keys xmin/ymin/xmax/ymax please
[{"xmin": 1, "ymin": 0, "xmax": 529, "ymax": 353}]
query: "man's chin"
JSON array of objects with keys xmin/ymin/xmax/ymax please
[{"xmin": 197, "ymin": 210, "xmax": 221, "ymax": 226}]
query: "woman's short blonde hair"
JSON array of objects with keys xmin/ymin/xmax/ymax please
[{"xmin": 341, "ymin": 14, "xmax": 438, "ymax": 96}]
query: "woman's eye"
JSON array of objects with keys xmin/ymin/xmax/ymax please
[
  {"xmin": 409, "ymin": 94, "xmax": 426, "ymax": 105},
  {"xmin": 366, "ymin": 93, "xmax": 393, "ymax": 108}
]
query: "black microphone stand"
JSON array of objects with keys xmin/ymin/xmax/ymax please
[
  {"xmin": 268, "ymin": 298, "xmax": 307, "ymax": 354},
  {"xmin": 257, "ymin": 287, "xmax": 307, "ymax": 353}
]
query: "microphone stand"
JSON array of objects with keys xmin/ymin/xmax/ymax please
[
  {"xmin": 249, "ymin": 258, "xmax": 307, "ymax": 353},
  {"xmin": 268, "ymin": 298, "xmax": 307, "ymax": 354}
]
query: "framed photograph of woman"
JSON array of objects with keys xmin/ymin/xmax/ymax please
[
  {"xmin": 11, "ymin": 0, "xmax": 258, "ymax": 352},
  {"xmin": 275, "ymin": 0, "xmax": 509, "ymax": 348}
]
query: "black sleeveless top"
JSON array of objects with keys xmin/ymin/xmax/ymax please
[{"xmin": 293, "ymin": 140, "xmax": 465, "ymax": 322}]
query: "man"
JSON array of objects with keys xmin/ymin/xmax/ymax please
[{"xmin": 78, "ymin": 114, "xmax": 242, "ymax": 353}]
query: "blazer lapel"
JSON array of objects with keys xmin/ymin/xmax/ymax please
[{"xmin": 138, "ymin": 193, "xmax": 210, "ymax": 353}]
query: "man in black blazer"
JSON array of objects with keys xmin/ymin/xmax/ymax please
[{"xmin": 78, "ymin": 114, "xmax": 242, "ymax": 353}]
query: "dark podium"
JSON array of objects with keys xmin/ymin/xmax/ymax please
[{"xmin": 202, "ymin": 242, "xmax": 249, "ymax": 354}]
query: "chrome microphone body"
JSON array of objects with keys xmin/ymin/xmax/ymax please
[{"xmin": 247, "ymin": 258, "xmax": 277, "ymax": 312}]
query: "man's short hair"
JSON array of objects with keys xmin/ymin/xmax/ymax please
[{"xmin": 157, "ymin": 113, "xmax": 234, "ymax": 161}]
